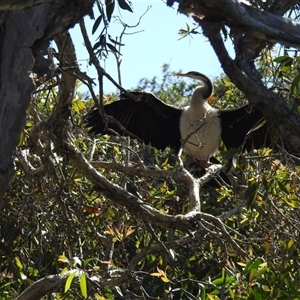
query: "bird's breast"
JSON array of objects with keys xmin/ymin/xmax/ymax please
[{"xmin": 179, "ymin": 108, "xmax": 221, "ymax": 161}]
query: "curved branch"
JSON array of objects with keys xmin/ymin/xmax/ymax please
[
  {"xmin": 16, "ymin": 269, "xmax": 132, "ymax": 299},
  {"xmin": 176, "ymin": 0, "xmax": 300, "ymax": 47}
]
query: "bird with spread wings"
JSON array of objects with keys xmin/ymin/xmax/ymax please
[{"xmin": 86, "ymin": 71, "xmax": 273, "ymax": 168}]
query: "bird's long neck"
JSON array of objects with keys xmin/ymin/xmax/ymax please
[
  {"xmin": 190, "ymin": 87, "xmax": 214, "ymax": 112},
  {"xmin": 197, "ymin": 74, "xmax": 213, "ymax": 99},
  {"xmin": 189, "ymin": 74, "xmax": 213, "ymax": 108}
]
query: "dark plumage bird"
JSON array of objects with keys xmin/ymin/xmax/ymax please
[{"xmin": 86, "ymin": 71, "xmax": 271, "ymax": 165}]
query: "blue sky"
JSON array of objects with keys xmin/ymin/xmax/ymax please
[{"xmin": 70, "ymin": 0, "xmax": 228, "ymax": 94}]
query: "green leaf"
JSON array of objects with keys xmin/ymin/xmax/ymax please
[
  {"xmin": 273, "ymin": 56, "xmax": 291, "ymax": 63},
  {"xmin": 250, "ymin": 119, "xmax": 266, "ymax": 133},
  {"xmin": 281, "ymin": 65, "xmax": 291, "ymax": 73},
  {"xmin": 106, "ymin": 0, "xmax": 115, "ymax": 22},
  {"xmin": 80, "ymin": 273, "xmax": 88, "ymax": 298},
  {"xmin": 92, "ymin": 15, "xmax": 102, "ymax": 35},
  {"xmin": 277, "ymin": 179, "xmax": 289, "ymax": 194},
  {"xmin": 15, "ymin": 257, "xmax": 23, "ymax": 269},
  {"xmin": 244, "ymin": 258, "xmax": 263, "ymax": 273},
  {"xmin": 73, "ymin": 99, "xmax": 86, "ymax": 114},
  {"xmin": 287, "ymin": 237, "xmax": 295, "ymax": 249},
  {"xmin": 212, "ymin": 276, "xmax": 235, "ymax": 286},
  {"xmin": 18, "ymin": 131, "xmax": 25, "ymax": 147},
  {"xmin": 117, "ymin": 0, "xmax": 133, "ymax": 12},
  {"xmin": 65, "ymin": 271, "xmax": 76, "ymax": 292},
  {"xmin": 83, "ymin": 257, "xmax": 94, "ymax": 267},
  {"xmin": 291, "ymin": 73, "xmax": 300, "ymax": 95}
]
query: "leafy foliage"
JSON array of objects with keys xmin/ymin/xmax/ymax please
[
  {"xmin": 1, "ymin": 1, "xmax": 300, "ymax": 299},
  {"xmin": 2, "ymin": 59, "xmax": 300, "ymax": 298}
]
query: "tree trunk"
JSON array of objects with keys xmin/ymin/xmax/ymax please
[{"xmin": 0, "ymin": 0, "xmax": 95, "ymax": 209}]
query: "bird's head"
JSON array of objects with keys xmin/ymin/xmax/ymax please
[{"xmin": 173, "ymin": 71, "xmax": 213, "ymax": 99}]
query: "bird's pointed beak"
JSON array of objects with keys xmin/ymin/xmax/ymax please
[{"xmin": 172, "ymin": 72, "xmax": 186, "ymax": 77}]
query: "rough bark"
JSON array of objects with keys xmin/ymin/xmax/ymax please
[
  {"xmin": 0, "ymin": 0, "xmax": 55, "ymax": 10},
  {"xmin": 168, "ymin": 0, "xmax": 300, "ymax": 153},
  {"xmin": 0, "ymin": 0, "xmax": 95, "ymax": 209}
]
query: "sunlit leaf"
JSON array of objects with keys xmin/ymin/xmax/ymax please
[
  {"xmin": 124, "ymin": 226, "xmax": 135, "ymax": 237},
  {"xmin": 113, "ymin": 145, "xmax": 121, "ymax": 155},
  {"xmin": 73, "ymin": 99, "xmax": 86, "ymax": 114},
  {"xmin": 161, "ymin": 276, "xmax": 170, "ymax": 283},
  {"xmin": 105, "ymin": 226, "xmax": 115, "ymax": 236},
  {"xmin": 17, "ymin": 132, "xmax": 25, "ymax": 146},
  {"xmin": 259, "ymin": 262, "xmax": 268, "ymax": 269},
  {"xmin": 151, "ymin": 267, "xmax": 171, "ymax": 283},
  {"xmin": 58, "ymin": 253, "xmax": 69, "ymax": 263},
  {"xmin": 280, "ymin": 65, "xmax": 291, "ymax": 73},
  {"xmin": 207, "ymin": 293, "xmax": 220, "ymax": 300},
  {"xmin": 150, "ymin": 272, "xmax": 162, "ymax": 277},
  {"xmin": 287, "ymin": 237, "xmax": 295, "ymax": 249},
  {"xmin": 94, "ymin": 293, "xmax": 106, "ymax": 300},
  {"xmin": 262, "ymin": 285, "xmax": 272, "ymax": 292},
  {"xmin": 61, "ymin": 267, "xmax": 69, "ymax": 274},
  {"xmin": 65, "ymin": 271, "xmax": 76, "ymax": 292},
  {"xmin": 282, "ymin": 196, "xmax": 299, "ymax": 208},
  {"xmin": 212, "ymin": 276, "xmax": 235, "ymax": 286},
  {"xmin": 80, "ymin": 273, "xmax": 88, "ymax": 298},
  {"xmin": 15, "ymin": 257, "xmax": 23, "ymax": 269}
]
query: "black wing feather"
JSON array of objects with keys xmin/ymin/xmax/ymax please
[
  {"xmin": 220, "ymin": 105, "xmax": 272, "ymax": 151},
  {"xmin": 85, "ymin": 92, "xmax": 182, "ymax": 152}
]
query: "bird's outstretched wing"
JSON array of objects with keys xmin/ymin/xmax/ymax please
[
  {"xmin": 219, "ymin": 105, "xmax": 272, "ymax": 151},
  {"xmin": 85, "ymin": 92, "xmax": 182, "ymax": 152}
]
